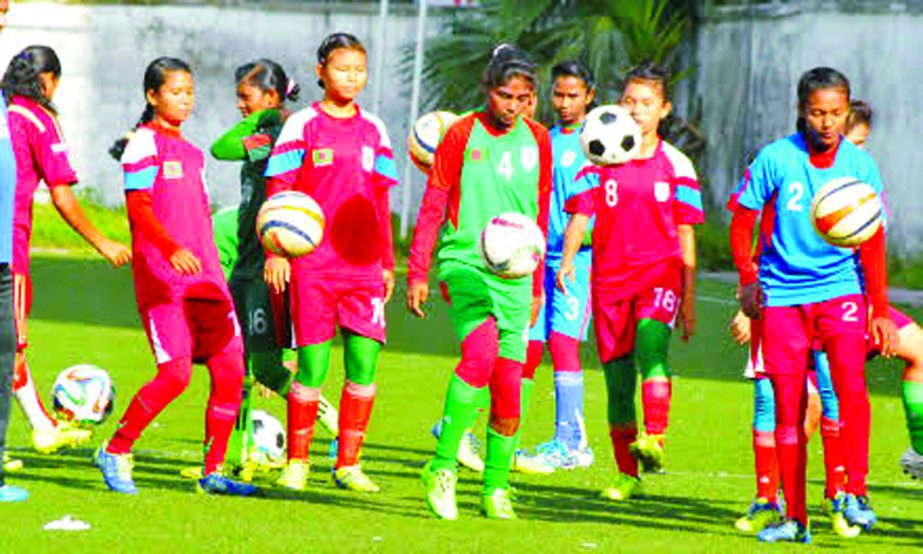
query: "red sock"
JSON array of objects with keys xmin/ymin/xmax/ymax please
[
  {"xmin": 770, "ymin": 373, "xmax": 808, "ymax": 525},
  {"xmin": 203, "ymin": 348, "xmax": 244, "ymax": 475},
  {"xmin": 609, "ymin": 424, "xmax": 639, "ymax": 478},
  {"xmin": 753, "ymin": 429, "xmax": 779, "ymax": 502},
  {"xmin": 287, "ymin": 381, "xmax": 320, "ymax": 461},
  {"xmin": 824, "ymin": 334, "xmax": 871, "ymax": 496},
  {"xmin": 523, "ymin": 340, "xmax": 544, "ymax": 381},
  {"xmin": 641, "ymin": 378, "xmax": 671, "ymax": 438},
  {"xmin": 109, "ymin": 358, "xmax": 192, "ymax": 455},
  {"xmin": 820, "ymin": 416, "xmax": 846, "ymax": 499},
  {"xmin": 337, "ymin": 381, "xmax": 376, "ymax": 468}
]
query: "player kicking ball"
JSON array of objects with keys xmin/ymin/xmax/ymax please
[{"xmin": 408, "ymin": 45, "xmax": 551, "ymax": 520}]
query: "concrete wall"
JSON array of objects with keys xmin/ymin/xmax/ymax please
[
  {"xmin": 1, "ymin": 3, "xmax": 437, "ymax": 219},
  {"xmin": 694, "ymin": 8, "xmax": 923, "ymax": 252}
]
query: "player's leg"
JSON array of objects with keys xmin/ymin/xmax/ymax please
[
  {"xmin": 98, "ymin": 304, "xmax": 195, "ymax": 494},
  {"xmin": 736, "ymin": 374, "xmax": 783, "ymax": 533},
  {"xmin": 757, "ymin": 304, "xmax": 811, "ymax": 543},
  {"xmin": 892, "ymin": 310, "xmax": 923, "ymax": 478},
  {"xmin": 482, "ymin": 353, "xmax": 522, "ymax": 520},
  {"xmin": 511, "ymin": 337, "xmax": 554, "ymax": 475},
  {"xmin": 223, "ymin": 277, "xmax": 258, "ymax": 476},
  {"xmin": 0, "ymin": 264, "xmax": 27, "ymax": 501}
]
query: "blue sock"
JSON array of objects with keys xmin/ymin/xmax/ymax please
[{"xmin": 554, "ymin": 371, "xmax": 585, "ymax": 450}]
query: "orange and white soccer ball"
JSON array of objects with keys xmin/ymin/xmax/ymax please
[
  {"xmin": 810, "ymin": 177, "xmax": 882, "ymax": 248},
  {"xmin": 408, "ymin": 110, "xmax": 459, "ymax": 173},
  {"xmin": 479, "ymin": 212, "xmax": 546, "ymax": 279},
  {"xmin": 256, "ymin": 191, "xmax": 325, "ymax": 258}
]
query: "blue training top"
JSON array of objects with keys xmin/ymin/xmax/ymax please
[
  {"xmin": 0, "ymin": 94, "xmax": 16, "ymax": 265},
  {"xmin": 733, "ymin": 133, "xmax": 884, "ymax": 307},
  {"xmin": 547, "ymin": 123, "xmax": 593, "ymax": 265}
]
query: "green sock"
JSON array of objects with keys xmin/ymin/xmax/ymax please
[
  {"xmin": 604, "ymin": 355, "xmax": 637, "ymax": 426},
  {"xmin": 296, "ymin": 341, "xmax": 332, "ymax": 388},
  {"xmin": 343, "ymin": 332, "xmax": 381, "ymax": 385},
  {"xmin": 513, "ymin": 378, "xmax": 534, "ymax": 450},
  {"xmin": 483, "ymin": 427, "xmax": 517, "ymax": 494},
  {"xmin": 433, "ymin": 374, "xmax": 484, "ymax": 472},
  {"xmin": 902, "ymin": 380, "xmax": 923, "ymax": 454},
  {"xmin": 251, "ymin": 350, "xmax": 293, "ymax": 397},
  {"xmin": 635, "ymin": 319, "xmax": 672, "ymax": 380}
]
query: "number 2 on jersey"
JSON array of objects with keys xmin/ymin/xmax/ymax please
[{"xmin": 786, "ymin": 182, "xmax": 805, "ymax": 211}]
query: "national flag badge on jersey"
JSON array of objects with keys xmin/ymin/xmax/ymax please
[
  {"xmin": 312, "ymin": 148, "xmax": 334, "ymax": 167},
  {"xmin": 469, "ymin": 149, "xmax": 483, "ymax": 162},
  {"xmin": 162, "ymin": 161, "xmax": 184, "ymax": 179}
]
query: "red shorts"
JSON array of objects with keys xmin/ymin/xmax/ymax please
[
  {"xmin": 13, "ymin": 272, "xmax": 31, "ymax": 351},
  {"xmin": 592, "ymin": 271, "xmax": 681, "ymax": 363},
  {"xmin": 141, "ymin": 297, "xmax": 243, "ymax": 365},
  {"xmin": 290, "ymin": 276, "xmax": 386, "ymax": 346},
  {"xmin": 762, "ymin": 294, "xmax": 867, "ymax": 377},
  {"xmin": 808, "ymin": 305, "xmax": 915, "ymax": 355}
]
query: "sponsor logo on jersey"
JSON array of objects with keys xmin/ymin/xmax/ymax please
[
  {"xmin": 312, "ymin": 148, "xmax": 334, "ymax": 167},
  {"xmin": 521, "ymin": 146, "xmax": 538, "ymax": 171},
  {"xmin": 162, "ymin": 161, "xmax": 184, "ymax": 179},
  {"xmin": 362, "ymin": 146, "xmax": 375, "ymax": 172},
  {"xmin": 654, "ymin": 181, "xmax": 670, "ymax": 202}
]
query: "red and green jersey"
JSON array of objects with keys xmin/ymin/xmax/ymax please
[{"xmin": 408, "ymin": 111, "xmax": 552, "ymax": 285}]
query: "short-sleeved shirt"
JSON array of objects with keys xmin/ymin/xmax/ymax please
[
  {"xmin": 729, "ymin": 133, "xmax": 884, "ymax": 307},
  {"xmin": 0, "ymin": 94, "xmax": 15, "ymax": 265},
  {"xmin": 264, "ymin": 103, "xmax": 398, "ymax": 282},
  {"xmin": 7, "ymin": 96, "xmax": 78, "ymax": 274},
  {"xmin": 566, "ymin": 139, "xmax": 703, "ymax": 301},
  {"xmin": 547, "ymin": 123, "xmax": 593, "ymax": 264},
  {"xmin": 122, "ymin": 125, "xmax": 229, "ymax": 311}
]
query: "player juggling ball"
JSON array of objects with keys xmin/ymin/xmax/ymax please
[
  {"xmin": 263, "ymin": 32, "xmax": 398, "ymax": 494},
  {"xmin": 407, "ymin": 44, "xmax": 552, "ymax": 521},
  {"xmin": 96, "ymin": 57, "xmax": 255, "ymax": 497}
]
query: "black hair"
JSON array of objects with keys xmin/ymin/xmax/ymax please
[
  {"xmin": 235, "ymin": 59, "xmax": 299, "ymax": 103},
  {"xmin": 1, "ymin": 45, "xmax": 61, "ymax": 113},
  {"xmin": 315, "ymin": 32, "xmax": 366, "ymax": 89},
  {"xmin": 623, "ymin": 61, "xmax": 672, "ymax": 102},
  {"xmin": 846, "ymin": 99, "xmax": 873, "ymax": 131},
  {"xmin": 109, "ymin": 57, "xmax": 193, "ymax": 161},
  {"xmin": 795, "ymin": 66, "xmax": 850, "ymax": 133},
  {"xmin": 481, "ymin": 43, "xmax": 538, "ymax": 90},
  {"xmin": 551, "ymin": 60, "xmax": 596, "ymax": 92}
]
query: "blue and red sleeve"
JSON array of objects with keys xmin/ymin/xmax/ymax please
[
  {"xmin": 859, "ymin": 226, "xmax": 889, "ymax": 318},
  {"xmin": 525, "ymin": 118, "xmax": 553, "ymax": 299}
]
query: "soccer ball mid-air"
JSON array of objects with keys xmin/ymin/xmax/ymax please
[
  {"xmin": 580, "ymin": 105, "xmax": 642, "ymax": 166},
  {"xmin": 408, "ymin": 110, "xmax": 459, "ymax": 173},
  {"xmin": 256, "ymin": 191, "xmax": 325, "ymax": 258},
  {"xmin": 51, "ymin": 364, "xmax": 115, "ymax": 425},
  {"xmin": 810, "ymin": 176, "xmax": 882, "ymax": 247},
  {"xmin": 479, "ymin": 212, "xmax": 546, "ymax": 279}
]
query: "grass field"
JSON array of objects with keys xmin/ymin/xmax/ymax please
[{"xmin": 0, "ymin": 255, "xmax": 920, "ymax": 553}]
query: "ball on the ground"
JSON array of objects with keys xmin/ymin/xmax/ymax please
[
  {"xmin": 256, "ymin": 191, "xmax": 325, "ymax": 258},
  {"xmin": 580, "ymin": 105, "xmax": 642, "ymax": 166},
  {"xmin": 810, "ymin": 176, "xmax": 882, "ymax": 247},
  {"xmin": 51, "ymin": 364, "xmax": 115, "ymax": 425},
  {"xmin": 408, "ymin": 110, "xmax": 459, "ymax": 173},
  {"xmin": 479, "ymin": 212, "xmax": 546, "ymax": 279},
  {"xmin": 252, "ymin": 410, "xmax": 286, "ymax": 462}
]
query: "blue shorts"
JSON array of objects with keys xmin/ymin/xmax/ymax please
[{"xmin": 529, "ymin": 251, "xmax": 592, "ymax": 342}]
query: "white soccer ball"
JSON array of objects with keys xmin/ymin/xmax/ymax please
[
  {"xmin": 479, "ymin": 212, "xmax": 546, "ymax": 279},
  {"xmin": 256, "ymin": 191, "xmax": 325, "ymax": 258},
  {"xmin": 408, "ymin": 110, "xmax": 459, "ymax": 173},
  {"xmin": 252, "ymin": 410, "xmax": 286, "ymax": 462},
  {"xmin": 580, "ymin": 104, "xmax": 642, "ymax": 166},
  {"xmin": 810, "ymin": 176, "xmax": 882, "ymax": 247},
  {"xmin": 51, "ymin": 364, "xmax": 115, "ymax": 425}
]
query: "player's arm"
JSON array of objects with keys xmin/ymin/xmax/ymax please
[
  {"xmin": 557, "ymin": 166, "xmax": 597, "ymax": 294},
  {"xmin": 211, "ymin": 109, "xmax": 280, "ymax": 161},
  {"xmin": 528, "ymin": 120, "xmax": 553, "ymax": 325},
  {"xmin": 406, "ymin": 118, "xmax": 469, "ymax": 318},
  {"xmin": 728, "ymin": 158, "xmax": 773, "ymax": 318},
  {"xmin": 671, "ymin": 160, "xmax": 705, "ymax": 342},
  {"xmin": 859, "ymin": 226, "xmax": 898, "ymax": 355},
  {"xmin": 677, "ymin": 224, "xmax": 697, "ymax": 341}
]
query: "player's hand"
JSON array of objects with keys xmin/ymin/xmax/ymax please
[
  {"xmin": 382, "ymin": 269, "xmax": 395, "ymax": 304},
  {"xmin": 170, "ymin": 248, "xmax": 201, "ymax": 276},
  {"xmin": 264, "ymin": 257, "xmax": 290, "ymax": 294},
  {"xmin": 678, "ymin": 296, "xmax": 696, "ymax": 342},
  {"xmin": 729, "ymin": 309, "xmax": 752, "ymax": 344},
  {"xmin": 556, "ymin": 261, "xmax": 575, "ymax": 295},
  {"xmin": 98, "ymin": 238, "xmax": 132, "ymax": 268},
  {"xmin": 739, "ymin": 281, "xmax": 763, "ymax": 319},
  {"xmin": 407, "ymin": 281, "xmax": 429, "ymax": 318},
  {"xmin": 870, "ymin": 315, "xmax": 899, "ymax": 357},
  {"xmin": 530, "ymin": 294, "xmax": 543, "ymax": 327}
]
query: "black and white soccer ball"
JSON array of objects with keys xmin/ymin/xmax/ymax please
[{"xmin": 579, "ymin": 105, "xmax": 642, "ymax": 166}]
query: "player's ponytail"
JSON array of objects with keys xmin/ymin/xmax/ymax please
[
  {"xmin": 109, "ymin": 57, "xmax": 192, "ymax": 161},
  {"xmin": 795, "ymin": 66, "xmax": 850, "ymax": 134},
  {"xmin": 482, "ymin": 43, "xmax": 538, "ymax": 90},
  {"xmin": 315, "ymin": 32, "xmax": 366, "ymax": 89},
  {"xmin": 0, "ymin": 45, "xmax": 61, "ymax": 114},
  {"xmin": 235, "ymin": 59, "xmax": 299, "ymax": 105}
]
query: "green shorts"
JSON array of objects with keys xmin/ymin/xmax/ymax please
[{"xmin": 439, "ymin": 262, "xmax": 532, "ymax": 363}]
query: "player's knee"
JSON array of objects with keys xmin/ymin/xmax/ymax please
[
  {"xmin": 548, "ymin": 332, "xmax": 581, "ymax": 371},
  {"xmin": 156, "ymin": 358, "xmax": 194, "ymax": 397},
  {"xmin": 489, "ymin": 415, "xmax": 519, "ymax": 437},
  {"xmin": 753, "ymin": 378, "xmax": 776, "ymax": 431}
]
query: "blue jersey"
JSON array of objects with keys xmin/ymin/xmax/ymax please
[
  {"xmin": 547, "ymin": 123, "xmax": 593, "ymax": 264},
  {"xmin": 0, "ymin": 95, "xmax": 15, "ymax": 265},
  {"xmin": 733, "ymin": 133, "xmax": 884, "ymax": 307}
]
